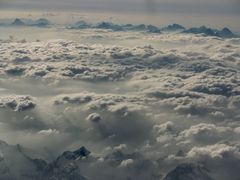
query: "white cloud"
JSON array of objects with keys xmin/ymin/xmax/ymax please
[
  {"xmin": 178, "ymin": 123, "xmax": 232, "ymax": 145},
  {"xmin": 120, "ymin": 158, "xmax": 134, "ymax": 167},
  {"xmin": 38, "ymin": 129, "xmax": 60, "ymax": 136},
  {"xmin": 187, "ymin": 143, "xmax": 240, "ymax": 160},
  {"xmin": 0, "ymin": 95, "xmax": 36, "ymax": 111}
]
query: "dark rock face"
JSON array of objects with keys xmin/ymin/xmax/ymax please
[
  {"xmin": 59, "ymin": 146, "xmax": 91, "ymax": 161},
  {"xmin": 42, "ymin": 146, "xmax": 91, "ymax": 180},
  {"xmin": 147, "ymin": 25, "xmax": 161, "ymax": 33},
  {"xmin": 183, "ymin": 26, "xmax": 218, "ymax": 37},
  {"xmin": 68, "ymin": 20, "xmax": 92, "ymax": 29},
  {"xmin": 162, "ymin": 24, "xmax": 185, "ymax": 31},
  {"xmin": 122, "ymin": 24, "xmax": 146, "ymax": 31},
  {"xmin": 163, "ymin": 163, "xmax": 215, "ymax": 180},
  {"xmin": 73, "ymin": 147, "xmax": 91, "ymax": 157},
  {"xmin": 95, "ymin": 22, "xmax": 123, "ymax": 31},
  {"xmin": 43, "ymin": 162, "xmax": 87, "ymax": 180}
]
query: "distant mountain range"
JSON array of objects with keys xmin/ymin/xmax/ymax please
[
  {"xmin": 68, "ymin": 20, "xmax": 239, "ymax": 38},
  {"xmin": 0, "ymin": 18, "xmax": 51, "ymax": 27},
  {"xmin": 67, "ymin": 21, "xmax": 161, "ymax": 33},
  {"xmin": 0, "ymin": 18, "xmax": 239, "ymax": 38},
  {"xmin": 183, "ymin": 26, "xmax": 239, "ymax": 38}
]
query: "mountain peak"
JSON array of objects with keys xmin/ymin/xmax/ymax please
[
  {"xmin": 60, "ymin": 146, "xmax": 91, "ymax": 161},
  {"xmin": 73, "ymin": 146, "xmax": 91, "ymax": 157},
  {"xmin": 162, "ymin": 24, "xmax": 185, "ymax": 31},
  {"xmin": 12, "ymin": 18, "xmax": 25, "ymax": 26},
  {"xmin": 147, "ymin": 25, "xmax": 161, "ymax": 33},
  {"xmin": 218, "ymin": 27, "xmax": 238, "ymax": 38},
  {"xmin": 164, "ymin": 163, "xmax": 215, "ymax": 180},
  {"xmin": 95, "ymin": 21, "xmax": 122, "ymax": 31},
  {"xmin": 32, "ymin": 18, "xmax": 50, "ymax": 26},
  {"xmin": 183, "ymin": 26, "xmax": 239, "ymax": 38},
  {"xmin": 67, "ymin": 20, "xmax": 91, "ymax": 29}
]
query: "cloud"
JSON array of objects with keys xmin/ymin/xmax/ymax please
[
  {"xmin": 187, "ymin": 143, "xmax": 240, "ymax": 159},
  {"xmin": 119, "ymin": 158, "xmax": 134, "ymax": 167},
  {"xmin": 186, "ymin": 143, "xmax": 240, "ymax": 180},
  {"xmin": 0, "ymin": 95, "xmax": 36, "ymax": 112},
  {"xmin": 0, "ymin": 24, "xmax": 240, "ymax": 180},
  {"xmin": 38, "ymin": 129, "xmax": 60, "ymax": 136},
  {"xmin": 86, "ymin": 113, "xmax": 102, "ymax": 123},
  {"xmin": 178, "ymin": 123, "xmax": 232, "ymax": 145}
]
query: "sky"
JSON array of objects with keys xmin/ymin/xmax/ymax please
[
  {"xmin": 1, "ymin": 0, "xmax": 240, "ymax": 14},
  {"xmin": 0, "ymin": 0, "xmax": 240, "ymax": 31}
]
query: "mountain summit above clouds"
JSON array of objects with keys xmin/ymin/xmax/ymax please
[
  {"xmin": 0, "ymin": 139, "xmax": 88, "ymax": 179},
  {"xmin": 0, "ymin": 140, "xmax": 46, "ymax": 180},
  {"xmin": 163, "ymin": 163, "xmax": 215, "ymax": 180},
  {"xmin": 0, "ymin": 140, "xmax": 161, "ymax": 180},
  {"xmin": 0, "ymin": 17, "xmax": 239, "ymax": 38},
  {"xmin": 0, "ymin": 18, "xmax": 51, "ymax": 27},
  {"xmin": 11, "ymin": 18, "xmax": 25, "ymax": 26},
  {"xmin": 67, "ymin": 21, "xmax": 161, "ymax": 33},
  {"xmin": 67, "ymin": 21, "xmax": 239, "ymax": 38},
  {"xmin": 183, "ymin": 26, "xmax": 239, "ymax": 38},
  {"xmin": 0, "ymin": 139, "xmax": 218, "ymax": 180},
  {"xmin": 161, "ymin": 24, "xmax": 186, "ymax": 32}
]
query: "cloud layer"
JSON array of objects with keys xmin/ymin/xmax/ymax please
[{"xmin": 0, "ymin": 25, "xmax": 239, "ymax": 179}]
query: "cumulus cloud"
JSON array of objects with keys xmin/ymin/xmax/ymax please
[
  {"xmin": 38, "ymin": 129, "xmax": 60, "ymax": 136},
  {"xmin": 187, "ymin": 143, "xmax": 240, "ymax": 160},
  {"xmin": 86, "ymin": 113, "xmax": 102, "ymax": 123},
  {"xmin": 119, "ymin": 158, "xmax": 134, "ymax": 167},
  {"xmin": 178, "ymin": 123, "xmax": 232, "ymax": 145},
  {"xmin": 0, "ymin": 95, "xmax": 36, "ymax": 112},
  {"xmin": 186, "ymin": 144, "xmax": 240, "ymax": 180}
]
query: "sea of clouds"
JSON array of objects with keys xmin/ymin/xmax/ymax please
[{"xmin": 0, "ymin": 23, "xmax": 239, "ymax": 179}]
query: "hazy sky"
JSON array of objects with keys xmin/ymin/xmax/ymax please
[
  {"xmin": 0, "ymin": 0, "xmax": 240, "ymax": 31},
  {"xmin": 1, "ymin": 0, "xmax": 240, "ymax": 14}
]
